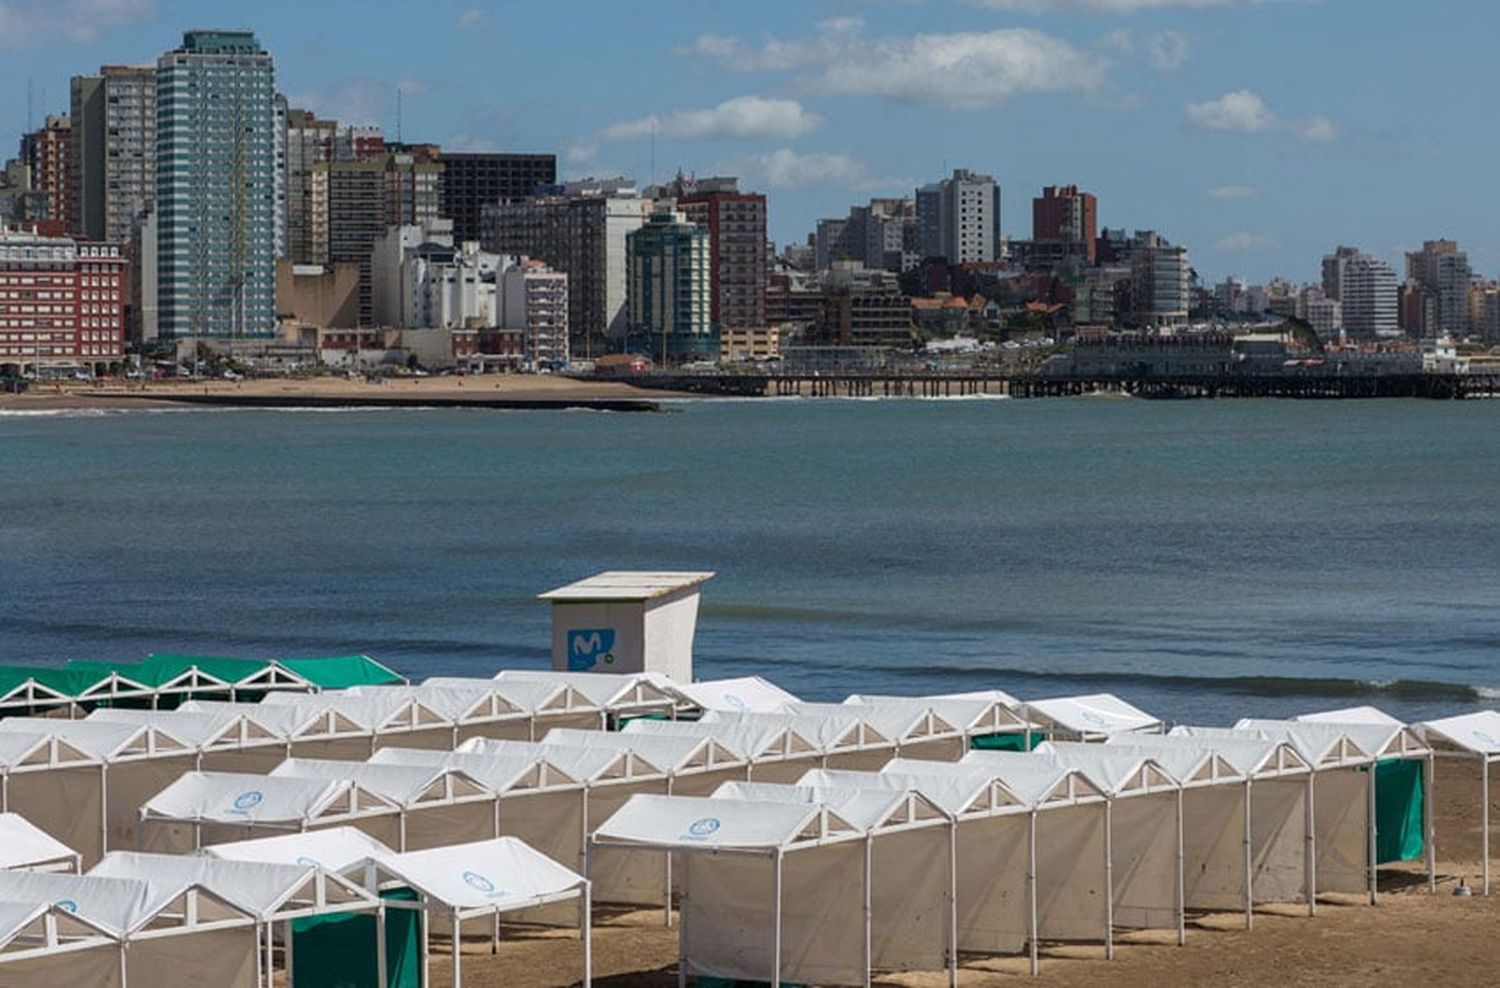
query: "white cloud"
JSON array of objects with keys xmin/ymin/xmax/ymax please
[
  {"xmin": 1186, "ymin": 89, "xmax": 1276, "ymax": 133},
  {"xmin": 456, "ymin": 6, "xmax": 485, "ymax": 28},
  {"xmin": 731, "ymin": 148, "xmax": 906, "ymax": 190},
  {"xmin": 1208, "ymin": 185, "xmax": 1256, "ymax": 199},
  {"xmin": 1294, "ymin": 115, "xmax": 1337, "ymax": 142},
  {"xmin": 1216, "ymin": 232, "xmax": 1278, "ymax": 251},
  {"xmin": 0, "ymin": 0, "xmax": 154, "ymax": 48},
  {"xmin": 967, "ymin": 0, "xmax": 1236, "ymax": 10},
  {"xmin": 565, "ymin": 143, "xmax": 598, "ymax": 166},
  {"xmin": 1147, "ymin": 30, "xmax": 1189, "ymax": 70},
  {"xmin": 679, "ymin": 21, "xmax": 1109, "ymax": 108},
  {"xmin": 599, "ymin": 96, "xmax": 822, "ymax": 143}
]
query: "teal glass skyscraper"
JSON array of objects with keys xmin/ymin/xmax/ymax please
[{"xmin": 156, "ymin": 31, "xmax": 277, "ymax": 339}]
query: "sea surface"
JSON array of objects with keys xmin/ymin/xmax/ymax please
[{"xmin": 2, "ymin": 397, "xmax": 1498, "ymax": 727}]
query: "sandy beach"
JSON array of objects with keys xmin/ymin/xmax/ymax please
[
  {"xmin": 425, "ymin": 756, "xmax": 1500, "ymax": 988},
  {"xmin": 0, "ymin": 374, "xmax": 688, "ymax": 411}
]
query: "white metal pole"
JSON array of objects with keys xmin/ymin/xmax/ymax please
[
  {"xmin": 1484, "ymin": 758, "xmax": 1491, "ymax": 897},
  {"xmin": 1306, "ymin": 773, "xmax": 1317, "ymax": 917},
  {"xmin": 119, "ymin": 942, "xmax": 128, "ymax": 988},
  {"xmin": 1243, "ymin": 780, "xmax": 1254, "ymax": 930},
  {"xmin": 1103, "ymin": 798, "xmax": 1114, "ymax": 960},
  {"xmin": 582, "ymin": 882, "xmax": 593, "ymax": 988},
  {"xmin": 376, "ymin": 906, "xmax": 387, "ymax": 988},
  {"xmin": 863, "ymin": 835, "xmax": 872, "ymax": 988},
  {"xmin": 253, "ymin": 923, "xmax": 263, "ymax": 988},
  {"xmin": 948, "ymin": 821, "xmax": 958, "ymax": 988},
  {"xmin": 286, "ymin": 918, "xmax": 295, "ymax": 988},
  {"xmin": 265, "ymin": 920, "xmax": 275, "ymax": 988},
  {"xmin": 100, "ymin": 764, "xmax": 109, "ymax": 858},
  {"xmin": 1424, "ymin": 753, "xmax": 1435, "ymax": 894},
  {"xmin": 1028, "ymin": 810, "xmax": 1039, "ymax": 977},
  {"xmin": 452, "ymin": 907, "xmax": 461, "ymax": 988},
  {"xmin": 1367, "ymin": 761, "xmax": 1379, "ymax": 905},
  {"xmin": 678, "ymin": 853, "xmax": 688, "ymax": 988},
  {"xmin": 772, "ymin": 848, "xmax": 783, "ymax": 988},
  {"xmin": 1175, "ymin": 788, "xmax": 1186, "ymax": 946},
  {"xmin": 422, "ymin": 905, "xmax": 431, "ymax": 988}
]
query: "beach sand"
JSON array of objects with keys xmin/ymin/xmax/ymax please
[
  {"xmin": 427, "ymin": 756, "xmax": 1500, "ymax": 987},
  {"xmin": 0, "ymin": 374, "xmax": 686, "ymax": 411}
]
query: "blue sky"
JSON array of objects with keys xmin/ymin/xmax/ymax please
[{"xmin": 1, "ymin": 0, "xmax": 1496, "ymax": 284}]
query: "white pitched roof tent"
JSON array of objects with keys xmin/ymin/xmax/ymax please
[
  {"xmin": 538, "ymin": 728, "xmax": 745, "ymax": 776},
  {"xmin": 268, "ymin": 758, "xmax": 490, "ymax": 808},
  {"xmin": 89, "ymin": 852, "xmax": 376, "ymax": 923},
  {"xmin": 141, "ymin": 770, "xmax": 398, "ymax": 829},
  {"xmin": 0, "ymin": 814, "xmax": 80, "ymax": 872},
  {"xmin": 595, "ymin": 794, "xmax": 857, "ymax": 851},
  {"xmin": 797, "ymin": 767, "xmax": 1026, "ymax": 819},
  {"xmin": 260, "ymin": 691, "xmax": 449, "ymax": 737},
  {"xmin": 673, "ymin": 677, "xmax": 801, "ymax": 714},
  {"xmin": 1233, "ymin": 718, "xmax": 1429, "ymax": 762},
  {"xmin": 365, "ymin": 837, "xmax": 587, "ymax": 915},
  {"xmin": 86, "ymin": 707, "xmax": 282, "ymax": 753},
  {"xmin": 843, "ymin": 694, "xmax": 1030, "ymax": 737},
  {"xmin": 1293, "ymin": 706, "xmax": 1404, "ymax": 727},
  {"xmin": 1104, "ymin": 732, "xmax": 1312, "ymax": 780},
  {"xmin": 0, "ymin": 869, "xmax": 247, "ymax": 939},
  {"xmin": 181, "ymin": 699, "xmax": 367, "ymax": 744},
  {"xmin": 1418, "ymin": 710, "xmax": 1500, "ymax": 757},
  {"xmin": 202, "ymin": 826, "xmax": 396, "ymax": 872},
  {"xmin": 1023, "ymin": 694, "xmax": 1163, "ymax": 739},
  {"xmin": 620, "ymin": 715, "xmax": 817, "ymax": 763},
  {"xmin": 441, "ymin": 739, "xmax": 657, "ymax": 784},
  {"xmin": 492, "ymin": 670, "xmax": 678, "ymax": 716},
  {"xmin": 0, "ymin": 719, "xmax": 191, "ymax": 762}
]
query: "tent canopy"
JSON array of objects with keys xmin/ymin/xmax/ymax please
[
  {"xmin": 712, "ymin": 780, "xmax": 948, "ymax": 832},
  {"xmin": 0, "ymin": 730, "xmax": 99, "ymax": 772},
  {"xmin": 181, "ymin": 699, "xmax": 364, "ymax": 742},
  {"xmin": 1024, "ymin": 694, "xmax": 1162, "ymax": 738},
  {"xmin": 699, "ymin": 709, "xmax": 874, "ymax": 754},
  {"xmin": 948, "ymin": 751, "xmax": 1110, "ymax": 807},
  {"xmin": 0, "ymin": 718, "xmax": 190, "ymax": 762},
  {"xmin": 0, "ymin": 813, "xmax": 79, "ymax": 871},
  {"xmin": 797, "ymin": 766, "xmax": 1026, "ymax": 819},
  {"xmin": 363, "ymin": 837, "xmax": 586, "ymax": 915},
  {"xmin": 1174, "ymin": 724, "xmax": 1373, "ymax": 769},
  {"xmin": 89, "ymin": 851, "xmax": 376, "ymax": 922},
  {"xmin": 277, "ymin": 655, "xmax": 405, "ymax": 690},
  {"xmin": 1417, "ymin": 711, "xmax": 1500, "ymax": 758},
  {"xmin": 1233, "ymin": 719, "xmax": 1427, "ymax": 763},
  {"xmin": 844, "ymin": 694, "xmax": 1029, "ymax": 735},
  {"xmin": 1293, "ymin": 706, "xmax": 1404, "ymax": 728},
  {"xmin": 595, "ymin": 794, "xmax": 859, "ymax": 851},
  {"xmin": 142, "ymin": 770, "xmax": 399, "ymax": 827},
  {"xmin": 269, "ymin": 759, "xmax": 490, "ymax": 808},
  {"xmin": 538, "ymin": 728, "xmax": 744, "ymax": 775},
  {"xmin": 620, "ymin": 716, "xmax": 815, "ymax": 762},
  {"xmin": 374, "ymin": 745, "xmax": 583, "ymax": 791},
  {"xmin": 1030, "ymin": 742, "xmax": 1181, "ymax": 795},
  {"xmin": 493, "ymin": 670, "xmax": 677, "ymax": 715},
  {"xmin": 425, "ymin": 676, "xmax": 604, "ymax": 722},
  {"xmin": 0, "ymin": 869, "xmax": 247, "ymax": 938},
  {"xmin": 673, "ymin": 677, "xmax": 800, "ymax": 714},
  {"xmin": 86, "ymin": 707, "xmax": 281, "ymax": 751},
  {"xmin": 261, "ymin": 691, "xmax": 447, "ymax": 735},
  {"xmin": 443, "ymin": 738, "xmax": 655, "ymax": 784},
  {"xmin": 203, "ymin": 826, "xmax": 396, "ymax": 871},
  {"xmin": 1104, "ymin": 732, "xmax": 1311, "ymax": 780}
]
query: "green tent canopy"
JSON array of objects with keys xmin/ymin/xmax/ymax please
[
  {"xmin": 139, "ymin": 653, "xmax": 279, "ymax": 688},
  {"xmin": 278, "ymin": 655, "xmax": 406, "ymax": 690}
]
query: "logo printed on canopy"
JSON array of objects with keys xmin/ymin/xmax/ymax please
[
  {"xmin": 462, "ymin": 871, "xmax": 502, "ymax": 898},
  {"xmin": 295, "ymin": 856, "xmax": 320, "ymax": 868},
  {"xmin": 1081, "ymin": 711, "xmax": 1108, "ymax": 727},
  {"xmin": 567, "ymin": 628, "xmax": 616, "ymax": 671},
  {"xmin": 56, "ymin": 899, "xmax": 78, "ymax": 914},
  {"xmin": 682, "ymin": 817, "xmax": 722, "ymax": 842},
  {"xmin": 228, "ymin": 790, "xmax": 265, "ymax": 815}
]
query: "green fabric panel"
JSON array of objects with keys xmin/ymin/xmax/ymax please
[
  {"xmin": 279, "ymin": 655, "xmax": 405, "ymax": 689},
  {"xmin": 141, "ymin": 653, "xmax": 274, "ymax": 687},
  {"xmin": 290, "ymin": 888, "xmax": 421, "ymax": 988},
  {"xmin": 970, "ymin": 731, "xmax": 1038, "ymax": 752},
  {"xmin": 1375, "ymin": 758, "xmax": 1424, "ymax": 864},
  {"xmin": 0, "ymin": 667, "xmax": 39, "ymax": 698},
  {"xmin": 26, "ymin": 666, "xmax": 110, "ymax": 698},
  {"xmin": 62, "ymin": 660, "xmax": 154, "ymax": 690}
]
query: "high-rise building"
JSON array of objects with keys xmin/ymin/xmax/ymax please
[
  {"xmin": 501, "ymin": 259, "xmax": 569, "ymax": 370},
  {"xmin": 915, "ymin": 169, "xmax": 999, "ymax": 264},
  {"xmin": 661, "ymin": 175, "xmax": 767, "ymax": 331},
  {"xmin": 156, "ymin": 30, "xmax": 278, "ymax": 339},
  {"xmin": 19, "ymin": 116, "xmax": 72, "ymax": 230},
  {"xmin": 438, "ymin": 152, "xmax": 556, "ymax": 245},
  {"xmin": 1339, "ymin": 251, "xmax": 1399, "ymax": 339},
  {"xmin": 1127, "ymin": 231, "xmax": 1189, "ymax": 328},
  {"xmin": 482, "ymin": 179, "xmax": 652, "ymax": 358},
  {"xmin": 1321, "ymin": 245, "xmax": 1359, "ymax": 302},
  {"xmin": 70, "ymin": 65, "xmax": 157, "ymax": 244},
  {"xmin": 0, "ymin": 228, "xmax": 125, "ymax": 371},
  {"xmin": 1405, "ymin": 239, "xmax": 1471, "ymax": 338},
  {"xmin": 1032, "ymin": 185, "xmax": 1098, "ymax": 265},
  {"xmin": 626, "ymin": 208, "xmax": 715, "ymax": 363},
  {"xmin": 284, "ymin": 112, "xmax": 384, "ymax": 266}
]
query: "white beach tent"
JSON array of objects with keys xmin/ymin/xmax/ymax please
[
  {"xmin": 269, "ymin": 758, "xmax": 496, "ymax": 852},
  {"xmin": 1022, "ymin": 694, "xmax": 1163, "ymax": 742},
  {"xmin": 0, "ymin": 731, "xmax": 104, "ymax": 868},
  {"xmin": 1174, "ymin": 723, "xmax": 1374, "ymax": 910},
  {"xmin": 698, "ymin": 708, "xmax": 892, "ymax": 775},
  {"xmin": 845, "ymin": 694, "xmax": 1033, "ymax": 755},
  {"xmin": 0, "ymin": 814, "xmax": 80, "ymax": 873},
  {"xmin": 260, "ymin": 691, "xmax": 454, "ymax": 753},
  {"xmin": 350, "ymin": 683, "xmax": 531, "ymax": 746},
  {"xmin": 672, "ymin": 676, "xmax": 801, "ymax": 715},
  {"xmin": 802, "ymin": 758, "xmax": 1103, "ymax": 976},
  {"xmin": 0, "ymin": 718, "xmax": 194, "ymax": 859},
  {"xmin": 138, "ymin": 770, "xmax": 402, "ymax": 853},
  {"xmin": 181, "ymin": 698, "xmax": 372, "ymax": 761},
  {"xmin": 713, "ymin": 779, "xmax": 956, "ymax": 986},
  {"xmin": 203, "ymin": 825, "xmax": 396, "ymax": 870},
  {"xmin": 423, "ymin": 675, "xmax": 608, "ymax": 738},
  {"xmin": 86, "ymin": 707, "xmax": 286, "ymax": 774},
  {"xmin": 593, "ymin": 793, "xmax": 920, "ymax": 987},
  {"xmin": 1103, "ymin": 732, "xmax": 1314, "ymax": 925},
  {"xmin": 357, "ymin": 837, "xmax": 592, "ymax": 988},
  {"xmin": 493, "ymin": 670, "xmax": 679, "ymax": 724},
  {"xmin": 1240, "ymin": 716, "xmax": 1432, "ymax": 901},
  {"xmin": 1416, "ymin": 710, "xmax": 1500, "ymax": 894},
  {"xmin": 538, "ymin": 728, "xmax": 749, "ymax": 797},
  {"xmin": 621, "ymin": 715, "xmax": 822, "ymax": 784},
  {"xmin": 793, "ymin": 701, "xmax": 967, "ymax": 763},
  {"xmin": 0, "ymin": 897, "xmax": 120, "ymax": 987},
  {"xmin": 91, "ymin": 851, "xmax": 381, "ymax": 988},
  {"xmin": 0, "ymin": 869, "xmax": 258, "ymax": 987}
]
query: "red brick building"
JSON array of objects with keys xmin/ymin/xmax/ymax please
[
  {"xmin": 1032, "ymin": 185, "xmax": 1098, "ymax": 265},
  {"xmin": 20, "ymin": 115, "xmax": 73, "ymax": 231},
  {"xmin": 669, "ymin": 177, "xmax": 768, "ymax": 331},
  {"xmin": 0, "ymin": 227, "xmax": 125, "ymax": 372}
]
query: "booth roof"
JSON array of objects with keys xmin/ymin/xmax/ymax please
[
  {"xmin": 0, "ymin": 813, "xmax": 78, "ymax": 870},
  {"xmin": 0, "ymin": 718, "xmax": 189, "ymax": 761},
  {"xmin": 1031, "ymin": 741, "xmax": 1181, "ymax": 795},
  {"xmin": 595, "ymin": 794, "xmax": 857, "ymax": 850},
  {"xmin": 926, "ymin": 688, "xmax": 1024, "ymax": 710},
  {"xmin": 700, "ymin": 708, "xmax": 873, "ymax": 752},
  {"xmin": 260, "ymin": 690, "xmax": 442, "ymax": 732},
  {"xmin": 144, "ymin": 770, "xmax": 388, "ymax": 825},
  {"xmin": 89, "ymin": 852, "xmax": 346, "ymax": 921},
  {"xmin": 673, "ymin": 676, "xmax": 801, "ymax": 713},
  {"xmin": 269, "ymin": 758, "xmax": 482, "ymax": 806},
  {"xmin": 423, "ymin": 676, "xmax": 603, "ymax": 716},
  {"xmin": 1024, "ymin": 693, "xmax": 1163, "ymax": 736},
  {"xmin": 541, "ymin": 727, "xmax": 743, "ymax": 773},
  {"xmin": 368, "ymin": 837, "xmax": 586, "ymax": 912},
  {"xmin": 713, "ymin": 780, "xmax": 946, "ymax": 832},
  {"xmin": 1175, "ymin": 723, "xmax": 1373, "ymax": 767},
  {"xmin": 844, "ymin": 693, "xmax": 1028, "ymax": 733},
  {"xmin": 140, "ymin": 653, "xmax": 276, "ymax": 687},
  {"xmin": 1416, "ymin": 711, "xmax": 1500, "ymax": 756},
  {"xmin": 375, "ymin": 745, "xmax": 582, "ymax": 790},
  {"xmin": 348, "ymin": 684, "xmax": 525, "ymax": 722},
  {"xmin": 0, "ymin": 898, "xmax": 111, "ymax": 949},
  {"xmin": 493, "ymin": 670, "xmax": 677, "ymax": 710},
  {"xmin": 203, "ymin": 826, "xmax": 396, "ymax": 872},
  {"xmin": 620, "ymin": 716, "xmax": 807, "ymax": 762},
  {"xmin": 277, "ymin": 655, "xmax": 405, "ymax": 689},
  {"xmin": 1234, "ymin": 718, "xmax": 1426, "ymax": 762},
  {"xmin": 798, "ymin": 766, "xmax": 1025, "ymax": 818},
  {"xmin": 180, "ymin": 699, "xmax": 360, "ymax": 740},
  {"xmin": 86, "ymin": 707, "xmax": 276, "ymax": 749},
  {"xmin": 1293, "ymin": 706, "xmax": 1404, "ymax": 727},
  {"xmin": 0, "ymin": 730, "xmax": 98, "ymax": 770},
  {"xmin": 0, "ymin": 870, "xmax": 202, "ymax": 938},
  {"xmin": 1104, "ymin": 732, "xmax": 1310, "ymax": 779},
  {"xmin": 446, "ymin": 738, "xmax": 651, "ymax": 783},
  {"xmin": 783, "ymin": 701, "xmax": 946, "ymax": 743},
  {"xmin": 945, "ymin": 751, "xmax": 1109, "ymax": 806}
]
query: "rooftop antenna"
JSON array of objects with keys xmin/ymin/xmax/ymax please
[
  {"xmin": 650, "ymin": 118, "xmax": 657, "ymax": 188},
  {"xmin": 26, "ymin": 78, "xmax": 34, "ymax": 132},
  {"xmin": 395, "ymin": 85, "xmax": 403, "ymax": 143}
]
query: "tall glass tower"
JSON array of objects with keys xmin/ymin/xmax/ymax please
[{"xmin": 156, "ymin": 30, "xmax": 277, "ymax": 339}]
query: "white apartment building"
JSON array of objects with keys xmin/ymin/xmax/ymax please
[
  {"xmin": 371, "ymin": 220, "xmax": 500, "ymax": 329},
  {"xmin": 501, "ymin": 259, "xmax": 568, "ymax": 369},
  {"xmin": 916, "ymin": 169, "xmax": 999, "ymax": 264}
]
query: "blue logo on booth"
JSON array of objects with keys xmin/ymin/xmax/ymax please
[
  {"xmin": 463, "ymin": 871, "xmax": 497, "ymax": 895},
  {"xmin": 229, "ymin": 790, "xmax": 264, "ymax": 814},
  {"xmin": 56, "ymin": 899, "xmax": 78, "ymax": 914},
  {"xmin": 567, "ymin": 628, "xmax": 616, "ymax": 671},
  {"xmin": 688, "ymin": 817, "xmax": 721, "ymax": 837}
]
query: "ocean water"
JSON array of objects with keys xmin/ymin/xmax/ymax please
[{"xmin": 1, "ymin": 397, "xmax": 1498, "ymax": 727}]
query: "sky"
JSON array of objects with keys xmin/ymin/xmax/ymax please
[{"xmin": 0, "ymin": 0, "xmax": 1497, "ymax": 284}]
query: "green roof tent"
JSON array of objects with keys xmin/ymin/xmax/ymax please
[
  {"xmin": 0, "ymin": 666, "xmax": 73, "ymax": 713},
  {"xmin": 140, "ymin": 653, "xmax": 311, "ymax": 694},
  {"xmin": 277, "ymin": 655, "xmax": 406, "ymax": 691}
]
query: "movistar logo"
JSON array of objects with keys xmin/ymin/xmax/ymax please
[
  {"xmin": 228, "ymin": 790, "xmax": 264, "ymax": 815},
  {"xmin": 567, "ymin": 628, "xmax": 616, "ymax": 671}
]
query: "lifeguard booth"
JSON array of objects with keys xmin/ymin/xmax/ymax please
[{"xmin": 538, "ymin": 571, "xmax": 715, "ymax": 683}]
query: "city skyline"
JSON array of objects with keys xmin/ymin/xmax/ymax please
[{"xmin": 0, "ymin": 1, "xmax": 1495, "ymax": 285}]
